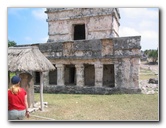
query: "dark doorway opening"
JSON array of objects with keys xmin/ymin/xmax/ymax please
[
  {"xmin": 49, "ymin": 67, "xmax": 57, "ymax": 85},
  {"xmin": 84, "ymin": 64, "xmax": 95, "ymax": 86},
  {"xmin": 34, "ymin": 72, "xmax": 40, "ymax": 84},
  {"xmin": 74, "ymin": 24, "xmax": 85, "ymax": 40},
  {"xmin": 65, "ymin": 65, "xmax": 76, "ymax": 85},
  {"xmin": 69, "ymin": 67, "xmax": 75, "ymax": 84},
  {"xmin": 103, "ymin": 64, "xmax": 115, "ymax": 87}
]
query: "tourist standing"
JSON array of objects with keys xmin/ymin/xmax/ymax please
[{"xmin": 8, "ymin": 75, "xmax": 30, "ymax": 120}]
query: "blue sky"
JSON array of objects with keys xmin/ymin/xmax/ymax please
[
  {"xmin": 8, "ymin": 8, "xmax": 159, "ymax": 50},
  {"xmin": 8, "ymin": 8, "xmax": 48, "ymax": 44}
]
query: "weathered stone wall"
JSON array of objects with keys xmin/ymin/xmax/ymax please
[
  {"xmin": 39, "ymin": 36, "xmax": 141, "ymax": 59},
  {"xmin": 17, "ymin": 8, "xmax": 141, "ymax": 94},
  {"xmin": 45, "ymin": 8, "xmax": 120, "ymax": 42},
  {"xmin": 114, "ymin": 58, "xmax": 140, "ymax": 89},
  {"xmin": 35, "ymin": 36, "xmax": 141, "ymax": 94},
  {"xmin": 34, "ymin": 85, "xmax": 141, "ymax": 95}
]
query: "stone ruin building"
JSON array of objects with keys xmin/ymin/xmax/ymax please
[{"xmin": 33, "ymin": 8, "xmax": 142, "ymax": 94}]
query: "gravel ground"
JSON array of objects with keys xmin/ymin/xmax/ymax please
[
  {"xmin": 140, "ymin": 61, "xmax": 159, "ymax": 75},
  {"xmin": 139, "ymin": 61, "xmax": 159, "ymax": 94}
]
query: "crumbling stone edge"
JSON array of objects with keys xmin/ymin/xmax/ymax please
[{"xmin": 34, "ymin": 85, "xmax": 141, "ymax": 95}]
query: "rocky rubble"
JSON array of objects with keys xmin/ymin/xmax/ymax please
[
  {"xmin": 139, "ymin": 62, "xmax": 159, "ymax": 95},
  {"xmin": 28, "ymin": 102, "xmax": 48, "ymax": 113},
  {"xmin": 139, "ymin": 79, "xmax": 158, "ymax": 94}
]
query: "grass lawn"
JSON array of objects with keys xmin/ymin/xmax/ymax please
[
  {"xmin": 25, "ymin": 93, "xmax": 159, "ymax": 121},
  {"xmin": 139, "ymin": 68, "xmax": 158, "ymax": 80},
  {"xmin": 23, "ymin": 64, "xmax": 159, "ymax": 121}
]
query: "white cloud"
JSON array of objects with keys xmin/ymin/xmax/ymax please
[
  {"xmin": 40, "ymin": 36, "xmax": 48, "ymax": 43},
  {"xmin": 8, "ymin": 8, "xmax": 29, "ymax": 20},
  {"xmin": 29, "ymin": 36, "xmax": 48, "ymax": 44},
  {"xmin": 119, "ymin": 27, "xmax": 140, "ymax": 37},
  {"xmin": 32, "ymin": 8, "xmax": 47, "ymax": 20},
  {"xmin": 120, "ymin": 8, "xmax": 158, "ymax": 20},
  {"xmin": 8, "ymin": 8, "xmax": 27, "ymax": 15},
  {"xmin": 139, "ymin": 20, "xmax": 158, "ymax": 31},
  {"xmin": 25, "ymin": 36, "xmax": 32, "ymax": 41},
  {"xmin": 141, "ymin": 30, "xmax": 158, "ymax": 41},
  {"xmin": 119, "ymin": 8, "xmax": 159, "ymax": 50},
  {"xmin": 140, "ymin": 30, "xmax": 158, "ymax": 49}
]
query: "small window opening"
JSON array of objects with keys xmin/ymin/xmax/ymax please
[{"xmin": 74, "ymin": 24, "xmax": 85, "ymax": 40}]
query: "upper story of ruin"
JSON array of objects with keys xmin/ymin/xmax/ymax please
[{"xmin": 45, "ymin": 8, "xmax": 120, "ymax": 43}]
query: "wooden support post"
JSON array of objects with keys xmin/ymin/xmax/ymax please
[{"xmin": 40, "ymin": 72, "xmax": 44, "ymax": 111}]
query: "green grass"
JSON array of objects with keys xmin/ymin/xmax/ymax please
[
  {"xmin": 25, "ymin": 93, "xmax": 159, "ymax": 121},
  {"xmin": 24, "ymin": 64, "xmax": 159, "ymax": 121},
  {"xmin": 139, "ymin": 68, "xmax": 158, "ymax": 80}
]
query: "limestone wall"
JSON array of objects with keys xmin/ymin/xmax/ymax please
[
  {"xmin": 36, "ymin": 36, "xmax": 141, "ymax": 94},
  {"xmin": 39, "ymin": 36, "xmax": 141, "ymax": 59},
  {"xmin": 34, "ymin": 85, "xmax": 141, "ymax": 95},
  {"xmin": 46, "ymin": 8, "xmax": 120, "ymax": 42}
]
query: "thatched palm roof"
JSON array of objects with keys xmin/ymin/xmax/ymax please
[{"xmin": 8, "ymin": 46, "xmax": 55, "ymax": 72}]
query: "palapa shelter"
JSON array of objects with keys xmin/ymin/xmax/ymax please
[{"xmin": 8, "ymin": 46, "xmax": 55, "ymax": 111}]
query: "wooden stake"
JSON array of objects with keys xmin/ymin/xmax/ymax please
[{"xmin": 40, "ymin": 72, "xmax": 44, "ymax": 111}]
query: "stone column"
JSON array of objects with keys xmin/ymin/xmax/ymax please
[
  {"xmin": 130, "ymin": 58, "xmax": 140, "ymax": 88},
  {"xmin": 95, "ymin": 64, "xmax": 103, "ymax": 87},
  {"xmin": 75, "ymin": 64, "xmax": 84, "ymax": 86},
  {"xmin": 122, "ymin": 58, "xmax": 131, "ymax": 88},
  {"xmin": 114, "ymin": 62, "xmax": 119, "ymax": 87},
  {"xmin": 114, "ymin": 59, "xmax": 124, "ymax": 88},
  {"xmin": 56, "ymin": 64, "xmax": 65, "ymax": 86}
]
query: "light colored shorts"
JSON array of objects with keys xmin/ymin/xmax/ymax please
[{"xmin": 8, "ymin": 110, "xmax": 26, "ymax": 120}]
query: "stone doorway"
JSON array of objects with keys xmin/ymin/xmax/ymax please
[
  {"xmin": 103, "ymin": 64, "xmax": 115, "ymax": 87},
  {"xmin": 49, "ymin": 67, "xmax": 57, "ymax": 85},
  {"xmin": 64, "ymin": 65, "xmax": 76, "ymax": 85},
  {"xmin": 84, "ymin": 64, "xmax": 95, "ymax": 86}
]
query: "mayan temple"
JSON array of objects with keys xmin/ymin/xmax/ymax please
[{"xmin": 32, "ymin": 8, "xmax": 142, "ymax": 94}]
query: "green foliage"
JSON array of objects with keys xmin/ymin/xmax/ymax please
[
  {"xmin": 8, "ymin": 40, "xmax": 17, "ymax": 47},
  {"xmin": 9, "ymin": 72, "xmax": 16, "ymax": 79},
  {"xmin": 144, "ymin": 49, "xmax": 158, "ymax": 63},
  {"xmin": 148, "ymin": 50, "xmax": 158, "ymax": 63}
]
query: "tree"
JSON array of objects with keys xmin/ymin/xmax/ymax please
[
  {"xmin": 144, "ymin": 49, "xmax": 151, "ymax": 56},
  {"xmin": 144, "ymin": 49, "xmax": 158, "ymax": 63},
  {"xmin": 8, "ymin": 40, "xmax": 16, "ymax": 47},
  {"xmin": 148, "ymin": 49, "xmax": 158, "ymax": 63}
]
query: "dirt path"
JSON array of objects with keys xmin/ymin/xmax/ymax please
[{"xmin": 140, "ymin": 61, "xmax": 159, "ymax": 75}]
